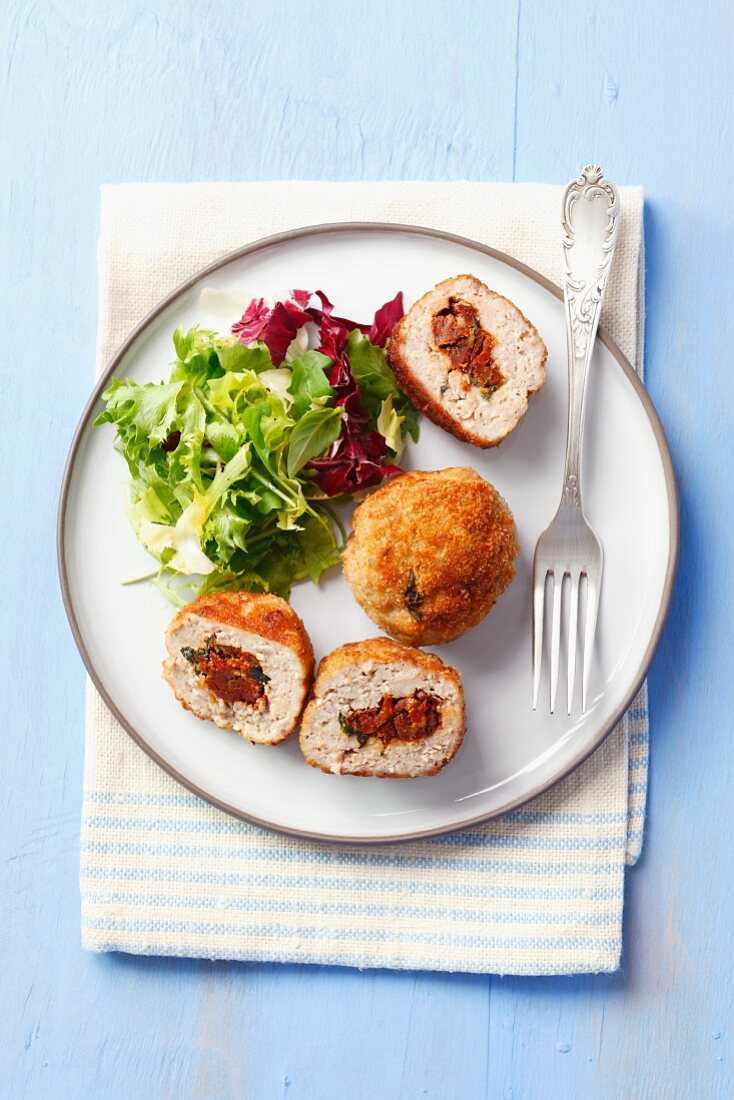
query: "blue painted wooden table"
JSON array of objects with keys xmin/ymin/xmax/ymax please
[{"xmin": 2, "ymin": 1, "xmax": 732, "ymax": 1096}]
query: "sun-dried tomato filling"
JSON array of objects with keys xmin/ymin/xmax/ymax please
[
  {"xmin": 340, "ymin": 691, "xmax": 441, "ymax": 746},
  {"xmin": 181, "ymin": 640, "xmax": 270, "ymax": 706},
  {"xmin": 432, "ymin": 297, "xmax": 504, "ymax": 391}
]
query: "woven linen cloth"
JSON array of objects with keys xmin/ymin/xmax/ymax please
[{"xmin": 81, "ymin": 182, "xmax": 648, "ymax": 975}]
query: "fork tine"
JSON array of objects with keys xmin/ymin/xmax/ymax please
[
  {"xmin": 567, "ymin": 573, "xmax": 580, "ymax": 714},
  {"xmin": 582, "ymin": 574, "xmax": 600, "ymax": 712},
  {"xmin": 549, "ymin": 572, "xmax": 563, "ymax": 714},
  {"xmin": 532, "ymin": 571, "xmax": 546, "ymax": 710}
]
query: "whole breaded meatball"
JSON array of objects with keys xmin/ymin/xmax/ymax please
[{"xmin": 342, "ymin": 468, "xmax": 518, "ymax": 645}]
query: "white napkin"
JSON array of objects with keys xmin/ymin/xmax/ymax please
[{"xmin": 81, "ymin": 182, "xmax": 647, "ymax": 975}]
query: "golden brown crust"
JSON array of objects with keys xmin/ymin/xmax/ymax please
[
  {"xmin": 313, "ymin": 635, "xmax": 453, "ymax": 681},
  {"xmin": 342, "ymin": 468, "xmax": 519, "ymax": 645},
  {"xmin": 388, "ymin": 274, "xmax": 548, "ymax": 449},
  {"xmin": 301, "ymin": 755, "xmax": 460, "ymax": 780},
  {"xmin": 300, "ymin": 637, "xmax": 466, "ymax": 779},
  {"xmin": 170, "ymin": 591, "xmax": 315, "ymax": 681}
]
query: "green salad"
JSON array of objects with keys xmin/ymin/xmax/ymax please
[{"xmin": 95, "ymin": 288, "xmax": 416, "ymax": 603}]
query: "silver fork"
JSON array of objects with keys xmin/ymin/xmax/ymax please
[{"xmin": 532, "ymin": 165, "xmax": 620, "ymax": 714}]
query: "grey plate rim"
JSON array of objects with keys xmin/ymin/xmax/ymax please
[{"xmin": 57, "ymin": 221, "xmax": 679, "ymax": 844}]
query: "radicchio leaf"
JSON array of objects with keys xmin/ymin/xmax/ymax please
[
  {"xmin": 231, "ymin": 298, "xmax": 270, "ymax": 344},
  {"xmin": 369, "ymin": 291, "xmax": 404, "ymax": 346},
  {"xmin": 232, "ymin": 297, "xmax": 312, "ymax": 365},
  {"xmin": 308, "ymin": 430, "xmax": 401, "ymax": 496},
  {"xmin": 289, "ymin": 288, "xmax": 312, "ymax": 308},
  {"xmin": 303, "ymin": 290, "xmax": 352, "ymax": 359},
  {"xmin": 307, "ymin": 347, "xmax": 401, "ymax": 495}
]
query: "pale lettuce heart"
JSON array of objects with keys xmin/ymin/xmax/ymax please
[
  {"xmin": 376, "ymin": 394, "xmax": 405, "ymax": 456},
  {"xmin": 259, "ymin": 367, "xmax": 295, "ymax": 405},
  {"xmin": 198, "ymin": 286, "xmax": 251, "ymax": 327},
  {"xmin": 138, "ymin": 492, "xmax": 216, "ymax": 576},
  {"xmin": 284, "ymin": 326, "xmax": 310, "ymax": 363}
]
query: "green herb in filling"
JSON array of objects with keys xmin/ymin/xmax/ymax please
[
  {"xmin": 339, "ymin": 712, "xmax": 370, "ymax": 747},
  {"xmin": 247, "ymin": 666, "xmax": 271, "ymax": 684},
  {"xmin": 180, "ymin": 635, "xmax": 216, "ymax": 666},
  {"xmin": 404, "ymin": 568, "xmax": 425, "ymax": 621}
]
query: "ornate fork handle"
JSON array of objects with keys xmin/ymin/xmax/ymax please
[{"xmin": 560, "ymin": 165, "xmax": 620, "ymax": 508}]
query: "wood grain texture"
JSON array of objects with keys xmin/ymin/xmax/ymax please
[{"xmin": 1, "ymin": 0, "xmax": 732, "ymax": 1096}]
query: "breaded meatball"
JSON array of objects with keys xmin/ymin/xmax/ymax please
[
  {"xmin": 163, "ymin": 591, "xmax": 313, "ymax": 744},
  {"xmin": 388, "ymin": 274, "xmax": 547, "ymax": 448},
  {"xmin": 342, "ymin": 467, "xmax": 518, "ymax": 645},
  {"xmin": 299, "ymin": 637, "xmax": 466, "ymax": 778}
]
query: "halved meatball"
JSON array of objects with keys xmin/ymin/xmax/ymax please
[
  {"xmin": 342, "ymin": 467, "xmax": 519, "ymax": 646},
  {"xmin": 163, "ymin": 591, "xmax": 314, "ymax": 744},
  {"xmin": 388, "ymin": 274, "xmax": 547, "ymax": 447},
  {"xmin": 299, "ymin": 637, "xmax": 465, "ymax": 778}
]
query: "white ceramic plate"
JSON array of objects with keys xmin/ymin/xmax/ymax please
[{"xmin": 58, "ymin": 224, "xmax": 677, "ymax": 842}]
